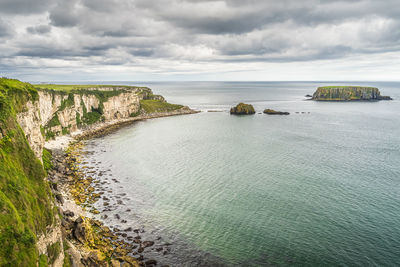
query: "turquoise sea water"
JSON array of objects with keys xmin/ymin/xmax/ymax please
[{"xmin": 85, "ymin": 82, "xmax": 400, "ymax": 266}]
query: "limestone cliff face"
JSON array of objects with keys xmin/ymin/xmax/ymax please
[
  {"xmin": 38, "ymin": 91, "xmax": 66, "ymax": 125},
  {"xmin": 17, "ymin": 87, "xmax": 148, "ymax": 159},
  {"xmin": 102, "ymin": 92, "xmax": 140, "ymax": 120},
  {"xmin": 312, "ymin": 86, "xmax": 392, "ymax": 101},
  {"xmin": 16, "ymin": 100, "xmax": 45, "ymax": 159}
]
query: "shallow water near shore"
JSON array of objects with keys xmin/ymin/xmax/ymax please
[{"xmin": 83, "ymin": 81, "xmax": 400, "ymax": 266}]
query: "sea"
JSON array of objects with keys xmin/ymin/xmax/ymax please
[{"xmin": 79, "ymin": 81, "xmax": 400, "ymax": 266}]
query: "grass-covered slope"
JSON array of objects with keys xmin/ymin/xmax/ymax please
[
  {"xmin": 140, "ymin": 99, "xmax": 183, "ymax": 114},
  {"xmin": 0, "ymin": 78, "xmax": 54, "ymax": 266}
]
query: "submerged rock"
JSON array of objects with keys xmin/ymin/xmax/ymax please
[
  {"xmin": 230, "ymin": 103, "xmax": 255, "ymax": 115},
  {"xmin": 145, "ymin": 259, "xmax": 157, "ymax": 266}
]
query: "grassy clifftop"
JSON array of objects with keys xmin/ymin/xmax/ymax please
[
  {"xmin": 34, "ymin": 84, "xmax": 147, "ymax": 92},
  {"xmin": 139, "ymin": 99, "xmax": 183, "ymax": 114},
  {"xmin": 0, "ymin": 78, "xmax": 55, "ymax": 266}
]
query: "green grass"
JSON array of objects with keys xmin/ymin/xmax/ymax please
[
  {"xmin": 63, "ymin": 252, "xmax": 71, "ymax": 267},
  {"xmin": 38, "ymin": 254, "xmax": 48, "ymax": 267},
  {"xmin": 42, "ymin": 148, "xmax": 53, "ymax": 174},
  {"xmin": 140, "ymin": 99, "xmax": 183, "ymax": 113},
  {"xmin": 63, "ymin": 241, "xmax": 71, "ymax": 267},
  {"xmin": 46, "ymin": 114, "xmax": 61, "ymax": 128},
  {"xmin": 0, "ymin": 78, "xmax": 55, "ymax": 266},
  {"xmin": 59, "ymin": 93, "xmax": 75, "ymax": 111},
  {"xmin": 47, "ymin": 241, "xmax": 61, "ymax": 265},
  {"xmin": 0, "ymin": 78, "xmax": 39, "ymax": 121},
  {"xmin": 34, "ymin": 84, "xmax": 140, "ymax": 92}
]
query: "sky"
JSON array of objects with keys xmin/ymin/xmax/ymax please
[{"xmin": 0, "ymin": 0, "xmax": 400, "ymax": 82}]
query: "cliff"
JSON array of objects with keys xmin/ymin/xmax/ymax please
[
  {"xmin": 16, "ymin": 84, "xmax": 178, "ymax": 159},
  {"xmin": 0, "ymin": 78, "xmax": 194, "ymax": 266},
  {"xmin": 311, "ymin": 86, "xmax": 392, "ymax": 101}
]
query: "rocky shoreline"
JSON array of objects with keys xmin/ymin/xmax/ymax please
[{"xmin": 46, "ymin": 108, "xmax": 199, "ymax": 266}]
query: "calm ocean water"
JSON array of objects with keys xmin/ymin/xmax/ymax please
[{"xmin": 83, "ymin": 82, "xmax": 400, "ymax": 266}]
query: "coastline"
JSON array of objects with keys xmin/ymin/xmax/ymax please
[
  {"xmin": 76, "ymin": 107, "xmax": 199, "ymax": 140},
  {"xmin": 46, "ymin": 107, "xmax": 199, "ymax": 149},
  {"xmin": 46, "ymin": 107, "xmax": 199, "ymax": 266}
]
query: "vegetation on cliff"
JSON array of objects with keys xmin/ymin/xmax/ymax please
[
  {"xmin": 312, "ymin": 86, "xmax": 392, "ymax": 101},
  {"xmin": 230, "ymin": 103, "xmax": 255, "ymax": 115},
  {"xmin": 0, "ymin": 78, "xmax": 55, "ymax": 266}
]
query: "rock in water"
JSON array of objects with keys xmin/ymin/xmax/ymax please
[
  {"xmin": 311, "ymin": 86, "xmax": 392, "ymax": 101},
  {"xmin": 263, "ymin": 109, "xmax": 290, "ymax": 115},
  {"xmin": 230, "ymin": 103, "xmax": 255, "ymax": 115}
]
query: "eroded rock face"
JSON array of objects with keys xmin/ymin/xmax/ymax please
[
  {"xmin": 39, "ymin": 91, "xmax": 66, "ymax": 125},
  {"xmin": 102, "ymin": 92, "xmax": 140, "ymax": 120},
  {"xmin": 16, "ymin": 100, "xmax": 44, "ymax": 159}
]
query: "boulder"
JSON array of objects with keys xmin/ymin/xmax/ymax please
[{"xmin": 142, "ymin": 241, "xmax": 154, "ymax": 248}]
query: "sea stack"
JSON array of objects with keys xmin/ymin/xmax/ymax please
[
  {"xmin": 311, "ymin": 86, "xmax": 392, "ymax": 101},
  {"xmin": 230, "ymin": 103, "xmax": 255, "ymax": 115}
]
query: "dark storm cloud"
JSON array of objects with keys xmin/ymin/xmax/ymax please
[{"xmin": 2, "ymin": 0, "xmax": 400, "ymax": 78}]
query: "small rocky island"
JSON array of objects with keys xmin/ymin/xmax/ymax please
[
  {"xmin": 311, "ymin": 86, "xmax": 392, "ymax": 101},
  {"xmin": 263, "ymin": 109, "xmax": 290, "ymax": 115},
  {"xmin": 230, "ymin": 103, "xmax": 255, "ymax": 115}
]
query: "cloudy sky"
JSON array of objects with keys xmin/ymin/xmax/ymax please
[{"xmin": 0, "ymin": 0, "xmax": 399, "ymax": 81}]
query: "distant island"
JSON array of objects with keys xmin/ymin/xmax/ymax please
[
  {"xmin": 230, "ymin": 103, "xmax": 255, "ymax": 115},
  {"xmin": 311, "ymin": 86, "xmax": 392, "ymax": 101}
]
